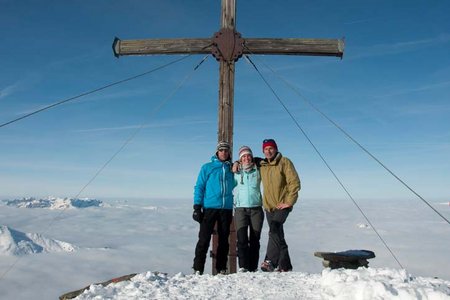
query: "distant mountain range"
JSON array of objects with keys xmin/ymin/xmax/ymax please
[
  {"xmin": 0, "ymin": 225, "xmax": 78, "ymax": 256},
  {"xmin": 1, "ymin": 196, "xmax": 102, "ymax": 209}
]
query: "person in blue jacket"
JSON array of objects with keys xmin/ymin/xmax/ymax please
[
  {"xmin": 192, "ymin": 141, "xmax": 235, "ymax": 275},
  {"xmin": 233, "ymin": 145, "xmax": 264, "ymax": 272}
]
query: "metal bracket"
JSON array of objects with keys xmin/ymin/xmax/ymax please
[
  {"xmin": 112, "ymin": 37, "xmax": 121, "ymax": 58},
  {"xmin": 211, "ymin": 28, "xmax": 244, "ymax": 62}
]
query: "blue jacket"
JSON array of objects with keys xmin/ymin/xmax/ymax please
[
  {"xmin": 234, "ymin": 165, "xmax": 262, "ymax": 208},
  {"xmin": 194, "ymin": 155, "xmax": 235, "ymax": 209}
]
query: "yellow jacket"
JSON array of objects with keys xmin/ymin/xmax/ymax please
[{"xmin": 259, "ymin": 153, "xmax": 301, "ymax": 211}]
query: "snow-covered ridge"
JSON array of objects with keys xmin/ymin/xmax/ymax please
[
  {"xmin": 74, "ymin": 269, "xmax": 450, "ymax": 300},
  {"xmin": 2, "ymin": 196, "xmax": 102, "ymax": 209},
  {"xmin": 0, "ymin": 225, "xmax": 78, "ymax": 256}
]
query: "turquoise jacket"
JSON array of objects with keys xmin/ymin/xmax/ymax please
[
  {"xmin": 194, "ymin": 155, "xmax": 235, "ymax": 209},
  {"xmin": 233, "ymin": 165, "xmax": 262, "ymax": 208}
]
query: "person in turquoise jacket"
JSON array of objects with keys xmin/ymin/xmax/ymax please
[
  {"xmin": 233, "ymin": 145, "xmax": 264, "ymax": 272},
  {"xmin": 192, "ymin": 141, "xmax": 235, "ymax": 275}
]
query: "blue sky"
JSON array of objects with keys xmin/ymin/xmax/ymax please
[{"xmin": 1, "ymin": 0, "xmax": 449, "ymax": 203}]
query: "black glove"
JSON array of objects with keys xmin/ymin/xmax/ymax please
[{"xmin": 192, "ymin": 204, "xmax": 204, "ymax": 223}]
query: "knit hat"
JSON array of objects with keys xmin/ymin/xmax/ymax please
[
  {"xmin": 262, "ymin": 139, "xmax": 278, "ymax": 151},
  {"xmin": 238, "ymin": 145, "xmax": 253, "ymax": 160},
  {"xmin": 216, "ymin": 141, "xmax": 231, "ymax": 151}
]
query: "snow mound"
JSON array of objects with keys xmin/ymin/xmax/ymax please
[
  {"xmin": 356, "ymin": 223, "xmax": 370, "ymax": 229},
  {"xmin": 0, "ymin": 225, "xmax": 78, "ymax": 256},
  {"xmin": 3, "ymin": 197, "xmax": 102, "ymax": 209},
  {"xmin": 74, "ymin": 269, "xmax": 450, "ymax": 300}
]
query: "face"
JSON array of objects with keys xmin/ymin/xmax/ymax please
[
  {"xmin": 263, "ymin": 146, "xmax": 277, "ymax": 160},
  {"xmin": 217, "ymin": 149, "xmax": 230, "ymax": 161},
  {"xmin": 240, "ymin": 154, "xmax": 253, "ymax": 165}
]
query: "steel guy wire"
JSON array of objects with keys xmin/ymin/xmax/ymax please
[
  {"xmin": 246, "ymin": 51, "xmax": 450, "ymax": 226},
  {"xmin": 0, "ymin": 54, "xmax": 210, "ymax": 282},
  {"xmin": 244, "ymin": 54, "xmax": 405, "ymax": 270},
  {"xmin": 0, "ymin": 55, "xmax": 192, "ymax": 129}
]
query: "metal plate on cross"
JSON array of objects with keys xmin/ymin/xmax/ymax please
[{"xmin": 211, "ymin": 28, "xmax": 244, "ymax": 62}]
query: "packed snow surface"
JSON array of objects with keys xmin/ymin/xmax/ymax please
[{"xmin": 74, "ymin": 269, "xmax": 450, "ymax": 300}]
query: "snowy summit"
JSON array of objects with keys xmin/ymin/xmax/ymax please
[
  {"xmin": 71, "ymin": 269, "xmax": 450, "ymax": 300},
  {"xmin": 0, "ymin": 225, "xmax": 77, "ymax": 256},
  {"xmin": 3, "ymin": 196, "xmax": 102, "ymax": 209}
]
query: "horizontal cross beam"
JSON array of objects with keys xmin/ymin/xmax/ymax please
[
  {"xmin": 112, "ymin": 37, "xmax": 344, "ymax": 58},
  {"xmin": 244, "ymin": 38, "xmax": 344, "ymax": 57}
]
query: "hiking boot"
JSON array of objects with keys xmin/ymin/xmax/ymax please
[
  {"xmin": 192, "ymin": 268, "xmax": 203, "ymax": 275},
  {"xmin": 238, "ymin": 268, "xmax": 248, "ymax": 273},
  {"xmin": 278, "ymin": 268, "xmax": 292, "ymax": 272},
  {"xmin": 260, "ymin": 260, "xmax": 274, "ymax": 272}
]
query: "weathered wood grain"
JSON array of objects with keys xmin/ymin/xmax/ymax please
[{"xmin": 113, "ymin": 38, "xmax": 344, "ymax": 57}]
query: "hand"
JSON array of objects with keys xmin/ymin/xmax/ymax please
[
  {"xmin": 232, "ymin": 161, "xmax": 240, "ymax": 173},
  {"xmin": 192, "ymin": 204, "xmax": 204, "ymax": 223},
  {"xmin": 276, "ymin": 203, "xmax": 292, "ymax": 210}
]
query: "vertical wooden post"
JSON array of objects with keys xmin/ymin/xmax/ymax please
[
  {"xmin": 217, "ymin": 0, "xmax": 235, "ymax": 145},
  {"xmin": 212, "ymin": 0, "xmax": 237, "ymax": 275},
  {"xmin": 218, "ymin": 61, "xmax": 235, "ymax": 144}
]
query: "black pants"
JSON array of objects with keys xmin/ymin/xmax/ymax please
[
  {"xmin": 193, "ymin": 208, "xmax": 233, "ymax": 273},
  {"xmin": 264, "ymin": 207, "xmax": 292, "ymax": 271},
  {"xmin": 234, "ymin": 207, "xmax": 264, "ymax": 271}
]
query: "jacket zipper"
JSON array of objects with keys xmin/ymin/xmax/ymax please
[{"xmin": 222, "ymin": 164, "xmax": 226, "ymax": 208}]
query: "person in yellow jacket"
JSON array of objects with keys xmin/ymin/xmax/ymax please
[{"xmin": 258, "ymin": 139, "xmax": 301, "ymax": 272}]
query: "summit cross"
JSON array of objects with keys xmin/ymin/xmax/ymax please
[{"xmin": 112, "ymin": 0, "xmax": 344, "ymax": 274}]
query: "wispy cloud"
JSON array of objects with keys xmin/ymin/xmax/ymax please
[
  {"xmin": 0, "ymin": 159, "xmax": 94, "ymax": 173},
  {"xmin": 0, "ymin": 73, "xmax": 41, "ymax": 101},
  {"xmin": 69, "ymin": 88, "xmax": 151, "ymax": 104},
  {"xmin": 374, "ymin": 80, "xmax": 450, "ymax": 98},
  {"xmin": 343, "ymin": 17, "xmax": 379, "ymax": 25},
  {"xmin": 394, "ymin": 102, "xmax": 450, "ymax": 116},
  {"xmin": 72, "ymin": 117, "xmax": 213, "ymax": 133},
  {"xmin": 350, "ymin": 33, "xmax": 450, "ymax": 60},
  {"xmin": 0, "ymin": 83, "xmax": 20, "ymax": 100},
  {"xmin": 12, "ymin": 88, "xmax": 151, "ymax": 117}
]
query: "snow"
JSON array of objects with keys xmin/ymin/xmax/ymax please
[
  {"xmin": 3, "ymin": 196, "xmax": 102, "ymax": 209},
  {"xmin": 0, "ymin": 197, "xmax": 449, "ymax": 299},
  {"xmin": 0, "ymin": 225, "xmax": 77, "ymax": 256},
  {"xmin": 74, "ymin": 269, "xmax": 450, "ymax": 300}
]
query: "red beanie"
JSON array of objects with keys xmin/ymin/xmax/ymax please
[{"xmin": 262, "ymin": 139, "xmax": 278, "ymax": 151}]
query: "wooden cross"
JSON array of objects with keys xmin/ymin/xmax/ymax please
[{"xmin": 112, "ymin": 0, "xmax": 344, "ymax": 274}]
